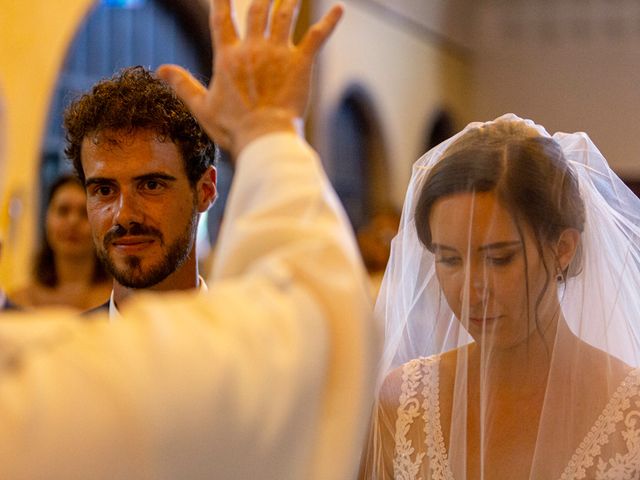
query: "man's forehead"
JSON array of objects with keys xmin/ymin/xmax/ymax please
[
  {"xmin": 81, "ymin": 130, "xmax": 186, "ymax": 182},
  {"xmin": 82, "ymin": 129, "xmax": 174, "ymax": 149},
  {"xmin": 80, "ymin": 129, "xmax": 182, "ymax": 161}
]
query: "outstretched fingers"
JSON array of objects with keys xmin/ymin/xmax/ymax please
[
  {"xmin": 156, "ymin": 64, "xmax": 207, "ymax": 117},
  {"xmin": 245, "ymin": 0, "xmax": 271, "ymax": 40},
  {"xmin": 159, "ymin": 0, "xmax": 345, "ymax": 156},
  {"xmin": 157, "ymin": 64, "xmax": 232, "ymax": 148},
  {"xmin": 298, "ymin": 4, "xmax": 343, "ymax": 56},
  {"xmin": 210, "ymin": 0, "xmax": 239, "ymax": 48},
  {"xmin": 269, "ymin": 0, "xmax": 299, "ymax": 44}
]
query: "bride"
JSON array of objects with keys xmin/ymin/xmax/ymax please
[{"xmin": 360, "ymin": 114, "xmax": 640, "ymax": 479}]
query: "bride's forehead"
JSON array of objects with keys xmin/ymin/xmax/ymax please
[{"xmin": 429, "ymin": 191, "xmax": 521, "ymax": 240}]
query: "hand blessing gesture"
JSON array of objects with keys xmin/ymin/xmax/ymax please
[{"xmin": 157, "ymin": 0, "xmax": 343, "ymax": 158}]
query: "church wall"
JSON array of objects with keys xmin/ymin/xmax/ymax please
[
  {"xmin": 312, "ymin": 0, "xmax": 472, "ymax": 211},
  {"xmin": 0, "ymin": 0, "xmax": 95, "ymax": 289},
  {"xmin": 472, "ymin": 0, "xmax": 640, "ymax": 179}
]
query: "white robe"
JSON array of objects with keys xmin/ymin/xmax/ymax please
[{"xmin": 0, "ymin": 132, "xmax": 378, "ymax": 479}]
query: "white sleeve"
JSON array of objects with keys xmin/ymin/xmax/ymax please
[{"xmin": 0, "ymin": 133, "xmax": 378, "ymax": 480}]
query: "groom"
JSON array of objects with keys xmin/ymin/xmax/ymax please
[{"xmin": 64, "ymin": 65, "xmax": 217, "ymax": 319}]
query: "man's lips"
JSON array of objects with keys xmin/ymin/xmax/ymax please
[{"xmin": 111, "ymin": 236, "xmax": 156, "ymax": 252}]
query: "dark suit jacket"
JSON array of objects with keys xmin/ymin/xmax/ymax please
[
  {"xmin": 1, "ymin": 297, "xmax": 19, "ymax": 311},
  {"xmin": 83, "ymin": 301, "xmax": 110, "ymax": 317}
]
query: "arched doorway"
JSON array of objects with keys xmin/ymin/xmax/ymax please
[
  {"xmin": 424, "ymin": 108, "xmax": 457, "ymax": 153},
  {"xmin": 329, "ymin": 85, "xmax": 389, "ymax": 231}
]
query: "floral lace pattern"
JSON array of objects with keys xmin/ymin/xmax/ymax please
[
  {"xmin": 393, "ymin": 356, "xmax": 453, "ymax": 480},
  {"xmin": 420, "ymin": 358, "xmax": 455, "ymax": 480},
  {"xmin": 561, "ymin": 368, "xmax": 640, "ymax": 480},
  {"xmin": 394, "ymin": 358, "xmax": 640, "ymax": 480},
  {"xmin": 394, "ymin": 358, "xmax": 427, "ymax": 480}
]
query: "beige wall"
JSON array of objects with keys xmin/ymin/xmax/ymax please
[
  {"xmin": 313, "ymin": 0, "xmax": 472, "ymax": 210},
  {"xmin": 0, "ymin": 0, "xmax": 95, "ymax": 290},
  {"xmin": 472, "ymin": 0, "xmax": 640, "ymax": 179},
  {"xmin": 313, "ymin": 0, "xmax": 640, "ymax": 204}
]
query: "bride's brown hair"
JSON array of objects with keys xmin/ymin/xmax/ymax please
[{"xmin": 415, "ymin": 121, "xmax": 585, "ymax": 278}]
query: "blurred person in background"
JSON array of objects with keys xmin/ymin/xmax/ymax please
[
  {"xmin": 9, "ymin": 174, "xmax": 111, "ymax": 310},
  {"xmin": 357, "ymin": 210, "xmax": 400, "ymax": 297}
]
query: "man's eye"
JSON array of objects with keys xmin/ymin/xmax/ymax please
[
  {"xmin": 96, "ymin": 186, "xmax": 113, "ymax": 196},
  {"xmin": 143, "ymin": 180, "xmax": 163, "ymax": 191}
]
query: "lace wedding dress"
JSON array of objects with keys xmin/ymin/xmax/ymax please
[{"xmin": 391, "ymin": 356, "xmax": 640, "ymax": 480}]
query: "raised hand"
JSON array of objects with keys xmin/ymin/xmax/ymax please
[{"xmin": 157, "ymin": 0, "xmax": 343, "ymax": 158}]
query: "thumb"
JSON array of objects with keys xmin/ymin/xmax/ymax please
[
  {"xmin": 156, "ymin": 64, "xmax": 207, "ymax": 114},
  {"xmin": 157, "ymin": 64, "xmax": 230, "ymax": 150}
]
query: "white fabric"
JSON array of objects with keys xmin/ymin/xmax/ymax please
[
  {"xmin": 0, "ymin": 132, "xmax": 377, "ymax": 480},
  {"xmin": 107, "ymin": 275, "xmax": 208, "ymax": 321},
  {"xmin": 360, "ymin": 114, "xmax": 640, "ymax": 479}
]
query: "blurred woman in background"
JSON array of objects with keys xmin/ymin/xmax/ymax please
[{"xmin": 9, "ymin": 175, "xmax": 110, "ymax": 310}]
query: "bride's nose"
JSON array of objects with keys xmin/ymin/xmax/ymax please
[{"xmin": 461, "ymin": 262, "xmax": 490, "ymax": 305}]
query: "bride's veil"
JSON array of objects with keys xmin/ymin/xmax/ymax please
[{"xmin": 361, "ymin": 114, "xmax": 640, "ymax": 479}]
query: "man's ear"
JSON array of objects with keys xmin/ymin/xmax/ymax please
[
  {"xmin": 196, "ymin": 166, "xmax": 217, "ymax": 213},
  {"xmin": 556, "ymin": 228, "xmax": 580, "ymax": 272}
]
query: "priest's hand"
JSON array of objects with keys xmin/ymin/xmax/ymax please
[{"xmin": 157, "ymin": 0, "xmax": 343, "ymax": 159}]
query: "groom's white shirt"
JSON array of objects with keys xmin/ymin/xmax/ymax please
[
  {"xmin": 0, "ymin": 132, "xmax": 377, "ymax": 480},
  {"xmin": 107, "ymin": 275, "xmax": 208, "ymax": 321}
]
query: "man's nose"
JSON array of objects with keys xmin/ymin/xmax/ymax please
[{"xmin": 113, "ymin": 191, "xmax": 144, "ymax": 227}]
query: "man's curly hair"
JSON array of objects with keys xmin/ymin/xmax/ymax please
[{"xmin": 64, "ymin": 66, "xmax": 215, "ymax": 186}]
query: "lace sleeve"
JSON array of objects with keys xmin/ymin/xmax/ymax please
[{"xmin": 359, "ymin": 366, "xmax": 404, "ymax": 480}]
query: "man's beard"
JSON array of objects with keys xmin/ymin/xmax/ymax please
[{"xmin": 97, "ymin": 211, "xmax": 198, "ymax": 289}]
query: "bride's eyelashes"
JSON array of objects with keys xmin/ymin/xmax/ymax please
[{"xmin": 435, "ymin": 251, "xmax": 518, "ymax": 268}]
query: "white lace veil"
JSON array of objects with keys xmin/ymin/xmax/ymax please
[{"xmin": 360, "ymin": 114, "xmax": 640, "ymax": 479}]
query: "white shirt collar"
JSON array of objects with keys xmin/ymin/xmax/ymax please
[{"xmin": 108, "ymin": 275, "xmax": 208, "ymax": 321}]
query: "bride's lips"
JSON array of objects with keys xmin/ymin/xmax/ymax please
[{"xmin": 468, "ymin": 316, "xmax": 500, "ymax": 325}]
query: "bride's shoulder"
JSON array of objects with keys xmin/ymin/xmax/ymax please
[
  {"xmin": 384, "ymin": 354, "xmax": 443, "ymax": 381},
  {"xmin": 578, "ymin": 340, "xmax": 635, "ymax": 382},
  {"xmin": 378, "ymin": 353, "xmax": 448, "ymax": 406}
]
